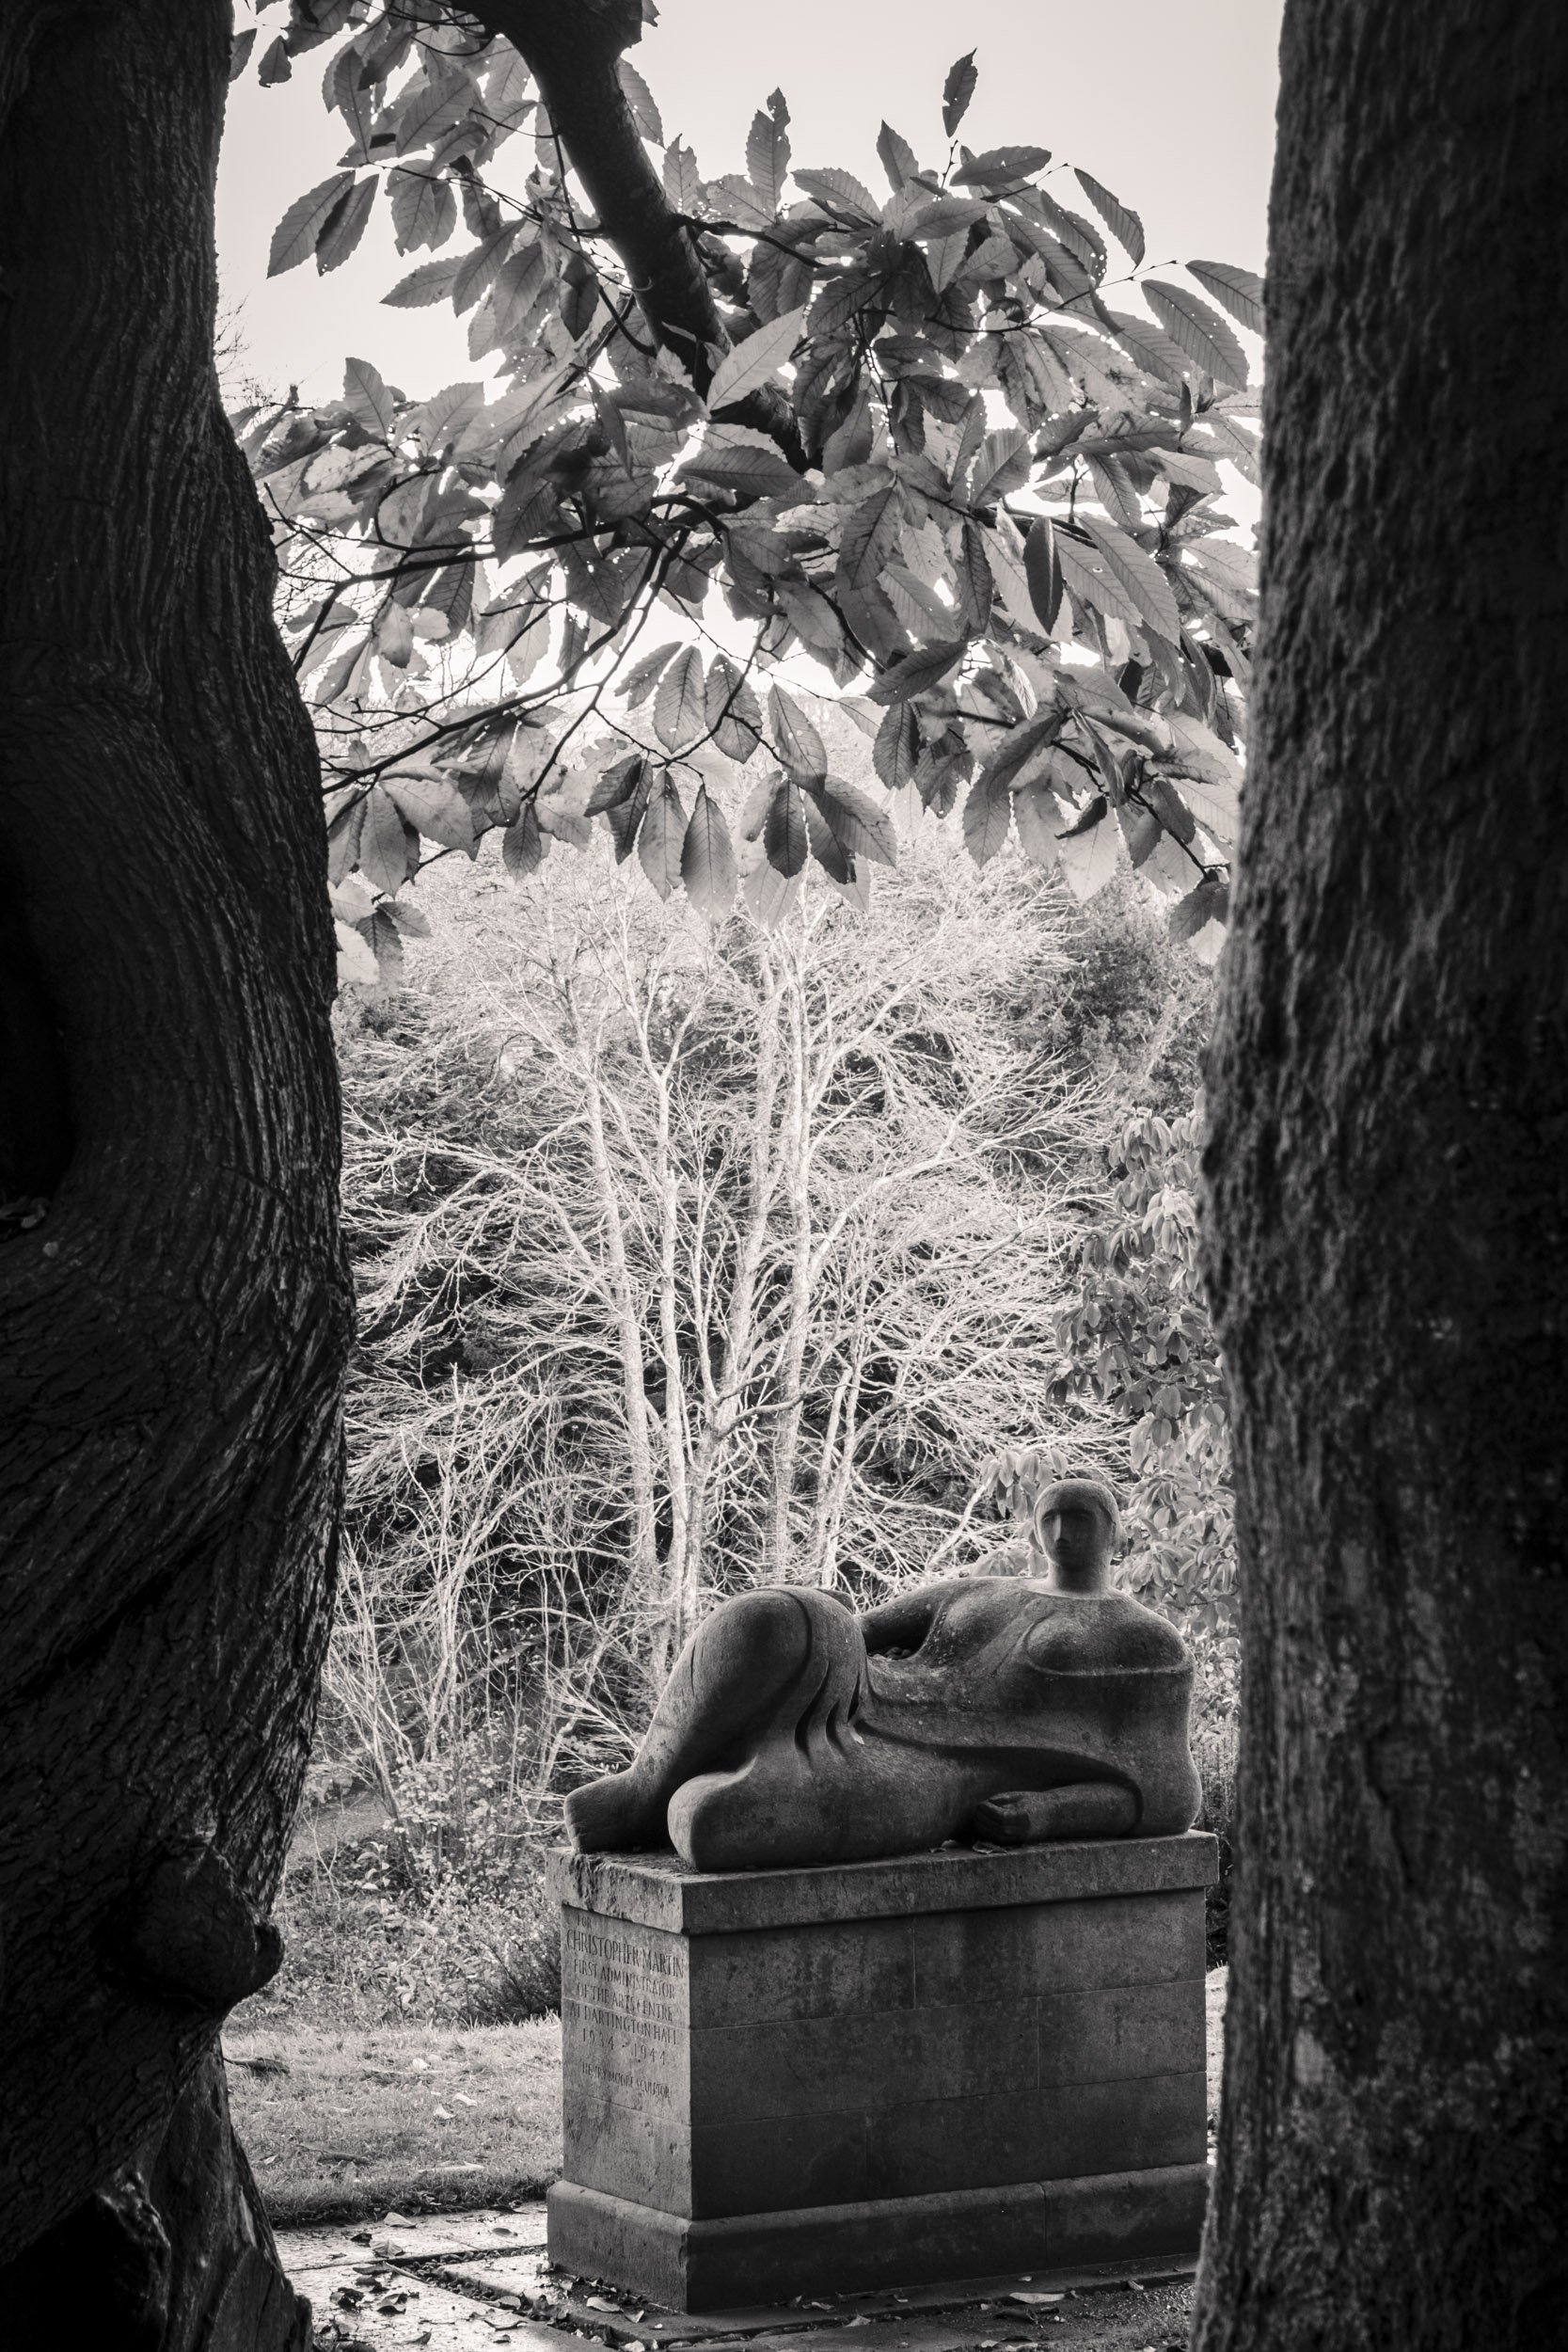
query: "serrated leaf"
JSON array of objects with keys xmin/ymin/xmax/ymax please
[
  {"xmin": 980, "ymin": 515, "xmax": 1039, "ymax": 633},
  {"xmin": 1187, "ymin": 260, "xmax": 1265, "ymax": 337},
  {"xmin": 257, "ymin": 34, "xmax": 290, "ymax": 86},
  {"xmin": 1168, "ymin": 772, "xmax": 1240, "ymax": 847},
  {"xmin": 681, "ymin": 783, "xmax": 737, "ymax": 913},
  {"xmin": 309, "ymin": 630, "xmax": 371, "ymax": 707},
  {"xmin": 1143, "ymin": 281, "xmax": 1249, "ymax": 389},
  {"xmin": 331, "ymin": 874, "xmax": 376, "ymax": 926},
  {"xmin": 768, "ymin": 686, "xmax": 827, "ymax": 782},
  {"xmin": 268, "ymin": 172, "xmax": 356, "ymax": 276},
  {"xmin": 1102, "ymin": 309, "xmax": 1190, "ymax": 388},
  {"xmin": 706, "ymin": 306, "xmax": 809, "ymax": 414},
  {"xmin": 911, "ymin": 194, "xmax": 990, "ymax": 241},
  {"xmin": 704, "ymin": 658, "xmax": 765, "ymax": 760},
  {"xmin": 317, "ymin": 176, "xmax": 376, "ymax": 273},
  {"xmin": 619, "ymin": 643, "xmax": 678, "ymax": 706},
  {"xmin": 365, "ymin": 907, "xmax": 404, "ymax": 992},
  {"xmin": 502, "ymin": 802, "xmax": 548, "ymax": 881},
  {"xmin": 585, "ymin": 754, "xmax": 646, "ymax": 815},
  {"xmin": 1055, "ymin": 802, "xmax": 1123, "ymax": 900},
  {"xmin": 866, "ymin": 639, "xmax": 966, "ymax": 704},
  {"xmin": 969, "ymin": 426, "xmax": 1031, "ymax": 509},
  {"xmin": 383, "ymin": 255, "xmax": 463, "ymax": 308},
  {"xmin": 1055, "ymin": 531, "xmax": 1137, "ymax": 633},
  {"xmin": 792, "ymin": 167, "xmax": 882, "ymax": 227},
  {"xmin": 663, "ymin": 137, "xmax": 703, "ymax": 213},
  {"xmin": 390, "ymin": 166, "xmax": 456, "ymax": 255},
  {"xmin": 639, "ymin": 777, "xmax": 688, "ymax": 898},
  {"xmin": 809, "ymin": 776, "xmax": 897, "ymax": 867},
  {"xmin": 343, "ymin": 357, "xmax": 395, "ymax": 437},
  {"xmin": 681, "ymin": 439, "xmax": 804, "ymax": 500},
  {"xmin": 953, "ymin": 145, "xmax": 1052, "ymax": 188},
  {"xmin": 802, "ymin": 789, "xmax": 852, "ymax": 882},
  {"xmin": 654, "ymin": 644, "xmax": 705, "ymax": 750},
  {"xmin": 230, "ymin": 26, "xmax": 257, "ymax": 81},
  {"xmin": 1078, "ymin": 515, "xmax": 1180, "ymax": 642},
  {"xmin": 359, "ymin": 785, "xmax": 418, "ymax": 895},
  {"xmin": 1148, "ymin": 444, "xmax": 1222, "ymax": 497},
  {"xmin": 617, "ymin": 56, "xmax": 664, "ymax": 143},
  {"xmin": 408, "ymin": 380, "xmax": 485, "ymax": 452},
  {"xmin": 451, "ymin": 224, "xmax": 518, "ymax": 316},
  {"xmin": 383, "ymin": 770, "xmax": 476, "ymax": 850},
  {"xmin": 606, "ymin": 768, "xmax": 653, "ymax": 860},
  {"xmin": 979, "ymin": 709, "xmax": 1063, "ymax": 794},
  {"xmin": 948, "ymin": 516, "xmax": 989, "ymax": 632},
  {"xmin": 962, "ymin": 771, "xmax": 1012, "ymax": 866},
  {"xmin": 747, "ymin": 94, "xmax": 791, "ymax": 215},
  {"xmin": 838, "ymin": 485, "xmax": 900, "ymax": 595},
  {"xmin": 1073, "ymin": 170, "xmax": 1144, "ymax": 264},
  {"xmin": 765, "ymin": 777, "xmax": 809, "ymax": 875},
  {"xmin": 336, "ymin": 919, "xmax": 380, "ymax": 988},
  {"xmin": 743, "ymin": 858, "xmax": 800, "ymax": 928},
  {"xmin": 709, "ymin": 172, "xmax": 774, "ymax": 231},
  {"xmin": 1181, "ymin": 536, "xmax": 1259, "ymax": 624},
  {"xmin": 388, "ymin": 897, "xmax": 433, "ymax": 939},
  {"xmin": 1014, "ymin": 776, "xmax": 1063, "ymax": 866},
  {"xmin": 394, "ymin": 65, "xmax": 473, "ymax": 156},
  {"xmin": 1171, "ymin": 872, "xmax": 1229, "ymax": 952},
  {"xmin": 874, "ymin": 701, "xmax": 922, "ymax": 790},
  {"xmin": 877, "ymin": 121, "xmax": 919, "ymax": 192},
  {"xmin": 1024, "ymin": 517, "xmax": 1063, "ymax": 632},
  {"xmin": 942, "ymin": 52, "xmax": 977, "ymax": 138},
  {"xmin": 1164, "ymin": 711, "xmax": 1243, "ymax": 790}
]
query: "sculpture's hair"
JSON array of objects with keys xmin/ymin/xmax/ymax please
[{"xmin": 1031, "ymin": 1475, "xmax": 1122, "ymax": 1549}]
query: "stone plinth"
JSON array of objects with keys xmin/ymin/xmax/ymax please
[{"xmin": 546, "ymin": 1835, "xmax": 1217, "ymax": 2312}]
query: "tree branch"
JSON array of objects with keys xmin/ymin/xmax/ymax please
[{"xmin": 469, "ymin": 0, "xmax": 806, "ymax": 467}]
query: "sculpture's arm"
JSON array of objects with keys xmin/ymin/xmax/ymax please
[{"xmin": 858, "ymin": 1588, "xmax": 942, "ymax": 1658}]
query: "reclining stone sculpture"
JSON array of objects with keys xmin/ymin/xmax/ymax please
[{"xmin": 565, "ymin": 1477, "xmax": 1200, "ymax": 1872}]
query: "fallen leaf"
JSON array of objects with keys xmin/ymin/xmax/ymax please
[{"xmin": 1008, "ymin": 2293, "xmax": 1065, "ymax": 2307}]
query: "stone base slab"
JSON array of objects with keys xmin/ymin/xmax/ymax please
[{"xmin": 546, "ymin": 2164, "xmax": 1209, "ymax": 2311}]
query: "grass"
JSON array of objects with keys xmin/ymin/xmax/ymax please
[
  {"xmin": 231, "ymin": 1971, "xmax": 1228, "ymax": 2230},
  {"xmin": 225, "ymin": 2016, "xmax": 562, "ymax": 2225}
]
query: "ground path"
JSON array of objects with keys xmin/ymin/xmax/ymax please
[{"xmin": 281, "ymin": 2201, "xmax": 1198, "ymax": 2352}]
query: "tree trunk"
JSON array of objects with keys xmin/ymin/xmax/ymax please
[
  {"xmin": 1194, "ymin": 5, "xmax": 1568, "ymax": 2346},
  {"xmin": 0, "ymin": 4, "xmax": 348, "ymax": 2344}
]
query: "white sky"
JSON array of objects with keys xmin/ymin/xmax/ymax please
[{"xmin": 217, "ymin": 0, "xmax": 1282, "ymax": 405}]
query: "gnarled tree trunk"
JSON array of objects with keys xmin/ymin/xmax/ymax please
[
  {"xmin": 1195, "ymin": 3, "xmax": 1568, "ymax": 2345},
  {"xmin": 0, "ymin": 3, "xmax": 348, "ymax": 2343}
]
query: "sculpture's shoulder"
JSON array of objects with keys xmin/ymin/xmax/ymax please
[{"xmin": 1019, "ymin": 1589, "xmax": 1191, "ymax": 1677}]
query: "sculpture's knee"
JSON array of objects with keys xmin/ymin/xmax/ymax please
[
  {"xmin": 683, "ymin": 1587, "xmax": 858, "ymax": 1728},
  {"xmin": 690, "ymin": 1587, "xmax": 817, "ymax": 1692}
]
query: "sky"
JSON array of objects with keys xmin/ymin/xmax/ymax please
[{"xmin": 216, "ymin": 0, "xmax": 1283, "ymax": 405}]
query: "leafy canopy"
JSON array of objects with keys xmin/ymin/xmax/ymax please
[{"xmin": 235, "ymin": 2, "xmax": 1260, "ymax": 986}]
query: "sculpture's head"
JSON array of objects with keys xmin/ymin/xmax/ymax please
[{"xmin": 1032, "ymin": 1475, "xmax": 1120, "ymax": 1593}]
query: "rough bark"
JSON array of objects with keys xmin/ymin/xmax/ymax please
[
  {"xmin": 0, "ymin": 2, "xmax": 348, "ymax": 2343},
  {"xmin": 1194, "ymin": 5, "xmax": 1568, "ymax": 2346}
]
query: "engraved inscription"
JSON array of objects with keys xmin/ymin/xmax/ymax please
[{"xmin": 562, "ymin": 1911, "xmax": 689, "ymax": 2115}]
